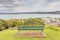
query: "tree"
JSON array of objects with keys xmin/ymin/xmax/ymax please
[
  {"xmin": 24, "ymin": 18, "xmax": 45, "ymax": 26},
  {"xmin": 6, "ymin": 19, "xmax": 14, "ymax": 28},
  {"xmin": 0, "ymin": 19, "xmax": 8, "ymax": 31},
  {"xmin": 12, "ymin": 19, "xmax": 24, "ymax": 27}
]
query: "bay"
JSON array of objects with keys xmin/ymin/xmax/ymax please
[{"xmin": 0, "ymin": 14, "xmax": 60, "ymax": 20}]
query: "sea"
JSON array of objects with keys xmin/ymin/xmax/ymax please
[{"xmin": 0, "ymin": 14, "xmax": 60, "ymax": 20}]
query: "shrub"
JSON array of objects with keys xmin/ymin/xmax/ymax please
[{"xmin": 47, "ymin": 25, "xmax": 59, "ymax": 31}]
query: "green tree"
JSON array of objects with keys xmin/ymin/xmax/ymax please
[
  {"xmin": 6, "ymin": 19, "xmax": 14, "ymax": 28},
  {"xmin": 0, "ymin": 19, "xmax": 8, "ymax": 31},
  {"xmin": 24, "ymin": 18, "xmax": 45, "ymax": 26}
]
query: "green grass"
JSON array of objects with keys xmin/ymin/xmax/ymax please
[{"xmin": 0, "ymin": 28, "xmax": 60, "ymax": 40}]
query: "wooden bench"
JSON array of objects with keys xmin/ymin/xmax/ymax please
[{"xmin": 17, "ymin": 26, "xmax": 45, "ymax": 37}]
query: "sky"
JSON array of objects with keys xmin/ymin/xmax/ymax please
[{"xmin": 0, "ymin": 0, "xmax": 60, "ymax": 13}]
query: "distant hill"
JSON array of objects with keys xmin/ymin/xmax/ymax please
[{"xmin": 0, "ymin": 11, "xmax": 60, "ymax": 14}]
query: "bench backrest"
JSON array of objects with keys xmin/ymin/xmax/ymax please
[{"xmin": 17, "ymin": 26, "xmax": 44, "ymax": 30}]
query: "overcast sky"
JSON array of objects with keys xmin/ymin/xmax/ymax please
[{"xmin": 0, "ymin": 0, "xmax": 60, "ymax": 13}]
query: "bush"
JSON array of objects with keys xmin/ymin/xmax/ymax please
[{"xmin": 47, "ymin": 25, "xmax": 59, "ymax": 31}]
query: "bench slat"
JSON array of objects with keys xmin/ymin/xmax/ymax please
[{"xmin": 17, "ymin": 26, "xmax": 44, "ymax": 30}]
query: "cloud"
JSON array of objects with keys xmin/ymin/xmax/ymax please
[
  {"xmin": 47, "ymin": 0, "xmax": 60, "ymax": 11},
  {"xmin": 0, "ymin": 0, "xmax": 60, "ymax": 12},
  {"xmin": 13, "ymin": 0, "xmax": 47, "ymax": 12}
]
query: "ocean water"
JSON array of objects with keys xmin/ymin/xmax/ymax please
[{"xmin": 0, "ymin": 14, "xmax": 60, "ymax": 19}]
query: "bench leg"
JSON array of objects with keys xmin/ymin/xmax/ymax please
[
  {"xmin": 17, "ymin": 31, "xmax": 21, "ymax": 37},
  {"xmin": 40, "ymin": 30, "xmax": 43, "ymax": 37}
]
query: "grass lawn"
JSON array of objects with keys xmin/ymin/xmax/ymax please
[{"xmin": 0, "ymin": 28, "xmax": 60, "ymax": 40}]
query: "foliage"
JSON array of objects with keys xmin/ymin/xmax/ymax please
[
  {"xmin": 24, "ymin": 18, "xmax": 45, "ymax": 26},
  {"xmin": 0, "ymin": 19, "xmax": 8, "ymax": 31},
  {"xmin": 0, "ymin": 18, "xmax": 45, "ymax": 31}
]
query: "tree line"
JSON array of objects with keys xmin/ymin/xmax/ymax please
[{"xmin": 0, "ymin": 18, "xmax": 45, "ymax": 31}]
